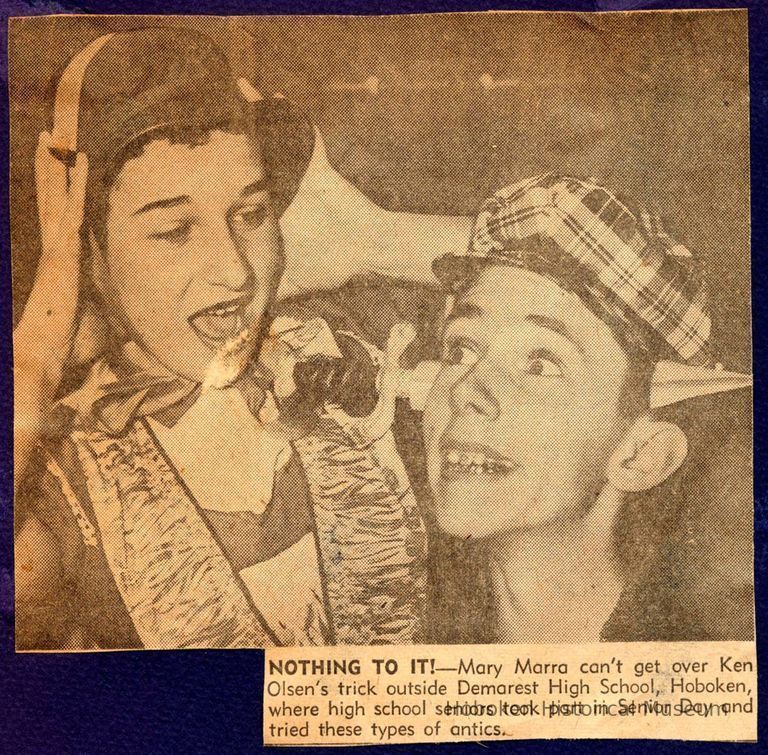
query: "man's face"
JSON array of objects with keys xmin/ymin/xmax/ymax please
[
  {"xmin": 423, "ymin": 266, "xmax": 634, "ymax": 540},
  {"xmin": 101, "ymin": 130, "xmax": 284, "ymax": 381}
]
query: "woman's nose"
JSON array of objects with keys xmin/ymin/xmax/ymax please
[
  {"xmin": 448, "ymin": 363, "xmax": 500, "ymax": 420},
  {"xmin": 207, "ymin": 221, "xmax": 253, "ymax": 291}
]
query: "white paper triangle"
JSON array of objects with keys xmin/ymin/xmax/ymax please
[{"xmin": 650, "ymin": 360, "xmax": 752, "ymax": 408}]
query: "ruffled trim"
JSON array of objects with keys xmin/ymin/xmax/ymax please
[{"xmin": 294, "ymin": 420, "xmax": 427, "ymax": 645}]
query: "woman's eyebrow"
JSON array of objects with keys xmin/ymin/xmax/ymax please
[
  {"xmin": 526, "ymin": 314, "xmax": 585, "ymax": 354},
  {"xmin": 132, "ymin": 195, "xmax": 191, "ymax": 216},
  {"xmin": 131, "ymin": 179, "xmax": 270, "ymax": 216},
  {"xmin": 240, "ymin": 179, "xmax": 271, "ymax": 197}
]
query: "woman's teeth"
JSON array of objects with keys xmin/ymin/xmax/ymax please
[
  {"xmin": 216, "ymin": 302, "xmax": 241, "ymax": 316},
  {"xmin": 189, "ymin": 302, "xmax": 247, "ymax": 346},
  {"xmin": 443, "ymin": 449, "xmax": 514, "ymax": 476}
]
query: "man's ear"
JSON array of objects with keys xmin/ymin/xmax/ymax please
[{"xmin": 606, "ymin": 415, "xmax": 688, "ymax": 493}]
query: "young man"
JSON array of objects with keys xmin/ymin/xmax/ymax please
[
  {"xmin": 283, "ymin": 172, "xmax": 752, "ymax": 643},
  {"xmin": 422, "ymin": 173, "xmax": 753, "ymax": 642}
]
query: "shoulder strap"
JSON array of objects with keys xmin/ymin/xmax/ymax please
[{"xmin": 71, "ymin": 423, "xmax": 276, "ymax": 649}]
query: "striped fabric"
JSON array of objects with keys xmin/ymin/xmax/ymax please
[{"xmin": 435, "ymin": 174, "xmax": 711, "ymax": 365}]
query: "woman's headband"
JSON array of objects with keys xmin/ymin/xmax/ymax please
[{"xmin": 50, "ymin": 33, "xmax": 114, "ymax": 160}]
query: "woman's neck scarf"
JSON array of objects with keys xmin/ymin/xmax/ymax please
[{"xmin": 56, "ymin": 317, "xmax": 344, "ymax": 435}]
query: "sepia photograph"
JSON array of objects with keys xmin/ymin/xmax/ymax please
[{"xmin": 10, "ymin": 11, "xmax": 753, "ymax": 653}]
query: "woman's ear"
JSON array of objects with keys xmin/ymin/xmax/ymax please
[{"xmin": 606, "ymin": 415, "xmax": 689, "ymax": 493}]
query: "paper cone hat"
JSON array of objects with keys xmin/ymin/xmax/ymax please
[{"xmin": 650, "ymin": 361, "xmax": 752, "ymax": 409}]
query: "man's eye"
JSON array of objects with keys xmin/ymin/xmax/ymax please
[
  {"xmin": 442, "ymin": 342, "xmax": 479, "ymax": 367},
  {"xmin": 523, "ymin": 355, "xmax": 564, "ymax": 377},
  {"xmin": 232, "ymin": 205, "xmax": 268, "ymax": 232},
  {"xmin": 149, "ymin": 221, "xmax": 192, "ymax": 244}
]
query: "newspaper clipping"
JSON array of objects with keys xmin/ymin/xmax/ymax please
[{"xmin": 10, "ymin": 10, "xmax": 754, "ymax": 743}]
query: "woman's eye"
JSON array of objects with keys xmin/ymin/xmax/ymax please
[
  {"xmin": 149, "ymin": 221, "xmax": 192, "ymax": 245},
  {"xmin": 442, "ymin": 342, "xmax": 479, "ymax": 367},
  {"xmin": 523, "ymin": 355, "xmax": 564, "ymax": 377},
  {"xmin": 232, "ymin": 204, "xmax": 268, "ymax": 231}
]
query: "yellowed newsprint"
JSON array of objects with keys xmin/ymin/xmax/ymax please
[
  {"xmin": 12, "ymin": 6, "xmax": 753, "ymax": 745},
  {"xmin": 265, "ymin": 643, "xmax": 756, "ymax": 743}
]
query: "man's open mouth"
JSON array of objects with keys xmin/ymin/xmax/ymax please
[
  {"xmin": 440, "ymin": 441, "xmax": 517, "ymax": 478},
  {"xmin": 188, "ymin": 295, "xmax": 252, "ymax": 350}
]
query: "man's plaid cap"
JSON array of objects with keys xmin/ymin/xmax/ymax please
[{"xmin": 433, "ymin": 173, "xmax": 712, "ymax": 365}]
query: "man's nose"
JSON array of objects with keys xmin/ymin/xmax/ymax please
[
  {"xmin": 448, "ymin": 362, "xmax": 501, "ymax": 420},
  {"xmin": 206, "ymin": 220, "xmax": 253, "ymax": 291}
]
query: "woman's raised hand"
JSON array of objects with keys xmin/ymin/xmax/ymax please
[{"xmin": 13, "ymin": 132, "xmax": 88, "ymax": 490}]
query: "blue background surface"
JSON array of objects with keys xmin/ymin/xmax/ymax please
[{"xmin": 0, "ymin": 0, "xmax": 764, "ymax": 752}]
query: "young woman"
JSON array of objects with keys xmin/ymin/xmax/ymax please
[{"xmin": 14, "ymin": 28, "xmax": 427, "ymax": 649}]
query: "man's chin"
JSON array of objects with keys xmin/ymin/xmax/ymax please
[
  {"xmin": 433, "ymin": 508, "xmax": 494, "ymax": 542},
  {"xmin": 432, "ymin": 488, "xmax": 495, "ymax": 541},
  {"xmin": 430, "ymin": 474, "xmax": 524, "ymax": 541}
]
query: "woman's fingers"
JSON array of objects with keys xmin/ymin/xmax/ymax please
[
  {"xmin": 38, "ymin": 153, "xmax": 88, "ymax": 269},
  {"xmin": 35, "ymin": 132, "xmax": 88, "ymax": 256},
  {"xmin": 43, "ymin": 140, "xmax": 68, "ymax": 222}
]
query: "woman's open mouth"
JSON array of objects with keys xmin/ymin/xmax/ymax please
[
  {"xmin": 188, "ymin": 296, "xmax": 252, "ymax": 350},
  {"xmin": 440, "ymin": 441, "xmax": 517, "ymax": 478}
]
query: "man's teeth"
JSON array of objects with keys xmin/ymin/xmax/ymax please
[{"xmin": 444, "ymin": 449, "xmax": 513, "ymax": 474}]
